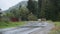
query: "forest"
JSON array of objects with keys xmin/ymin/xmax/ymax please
[
  {"xmin": 13, "ymin": 0, "xmax": 60, "ymax": 21},
  {"xmin": 0, "ymin": 0, "xmax": 60, "ymax": 21}
]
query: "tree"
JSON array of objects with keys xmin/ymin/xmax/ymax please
[
  {"xmin": 27, "ymin": 0, "xmax": 34, "ymax": 13},
  {"xmin": 10, "ymin": 9, "xmax": 18, "ymax": 18},
  {"xmin": 38, "ymin": 0, "xmax": 47, "ymax": 18},
  {"xmin": 45, "ymin": 0, "xmax": 59, "ymax": 21},
  {"xmin": 19, "ymin": 6, "xmax": 29, "ymax": 21},
  {"xmin": 38, "ymin": 0, "xmax": 42, "ymax": 18},
  {"xmin": 38, "ymin": 0, "xmax": 60, "ymax": 21},
  {"xmin": 27, "ymin": 0, "xmax": 38, "ymax": 17}
]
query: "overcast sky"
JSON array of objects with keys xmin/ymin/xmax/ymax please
[{"xmin": 0, "ymin": 0, "xmax": 28, "ymax": 11}]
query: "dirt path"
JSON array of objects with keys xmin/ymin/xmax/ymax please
[{"xmin": 30, "ymin": 23, "xmax": 55, "ymax": 34}]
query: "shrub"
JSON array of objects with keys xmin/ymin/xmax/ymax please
[{"xmin": 28, "ymin": 13, "xmax": 37, "ymax": 21}]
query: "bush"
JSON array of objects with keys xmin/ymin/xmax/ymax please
[
  {"xmin": 28, "ymin": 13, "xmax": 38, "ymax": 21},
  {"xmin": 2, "ymin": 18, "xmax": 10, "ymax": 23}
]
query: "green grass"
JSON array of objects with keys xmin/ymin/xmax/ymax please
[
  {"xmin": 0, "ymin": 21, "xmax": 26, "ymax": 28},
  {"xmin": 49, "ymin": 22, "xmax": 60, "ymax": 34},
  {"xmin": 54, "ymin": 22, "xmax": 60, "ymax": 27}
]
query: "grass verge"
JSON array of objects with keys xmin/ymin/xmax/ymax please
[
  {"xmin": 49, "ymin": 22, "xmax": 60, "ymax": 34},
  {"xmin": 0, "ymin": 21, "xmax": 26, "ymax": 28}
]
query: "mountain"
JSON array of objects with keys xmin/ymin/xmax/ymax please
[
  {"xmin": 4, "ymin": 0, "xmax": 38, "ymax": 13},
  {"xmin": 9, "ymin": 1, "xmax": 27, "ymax": 9},
  {"xmin": 4, "ymin": 1, "xmax": 28, "ymax": 13}
]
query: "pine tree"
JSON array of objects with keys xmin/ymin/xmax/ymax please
[
  {"xmin": 38, "ymin": 0, "xmax": 47, "ymax": 18},
  {"xmin": 46, "ymin": 0, "xmax": 58, "ymax": 21},
  {"xmin": 27, "ymin": 0, "xmax": 38, "ymax": 17}
]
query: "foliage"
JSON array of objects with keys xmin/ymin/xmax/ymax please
[
  {"xmin": 3, "ymin": 0, "xmax": 60, "ymax": 21},
  {"xmin": 8, "ymin": 6, "xmax": 29, "ymax": 21},
  {"xmin": 38, "ymin": 0, "xmax": 46, "ymax": 18},
  {"xmin": 27, "ymin": 0, "xmax": 38, "ymax": 17},
  {"xmin": 28, "ymin": 13, "xmax": 37, "ymax": 21},
  {"xmin": 19, "ymin": 6, "xmax": 29, "ymax": 21},
  {"xmin": 38, "ymin": 0, "xmax": 60, "ymax": 21},
  {"xmin": 10, "ymin": 9, "xmax": 20, "ymax": 18}
]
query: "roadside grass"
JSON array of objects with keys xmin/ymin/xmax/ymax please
[
  {"xmin": 49, "ymin": 22, "xmax": 60, "ymax": 34},
  {"xmin": 0, "ymin": 21, "xmax": 26, "ymax": 28},
  {"xmin": 54, "ymin": 22, "xmax": 60, "ymax": 27}
]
